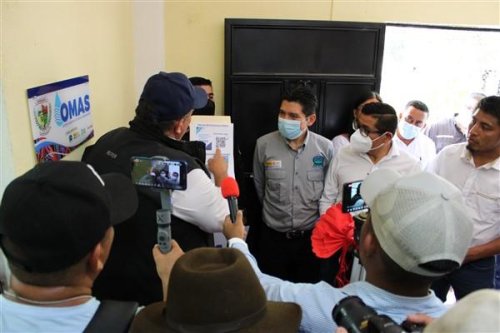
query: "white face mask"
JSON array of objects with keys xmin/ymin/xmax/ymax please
[
  {"xmin": 399, "ymin": 120, "xmax": 421, "ymax": 140},
  {"xmin": 350, "ymin": 129, "xmax": 387, "ymax": 153}
]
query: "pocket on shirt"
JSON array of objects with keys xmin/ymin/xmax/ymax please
[
  {"xmin": 474, "ymin": 191, "xmax": 500, "ymax": 223},
  {"xmin": 307, "ymin": 169, "xmax": 324, "ymax": 201},
  {"xmin": 265, "ymin": 169, "xmax": 288, "ymax": 203}
]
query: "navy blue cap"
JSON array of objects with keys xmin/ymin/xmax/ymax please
[{"xmin": 140, "ymin": 72, "xmax": 208, "ymax": 121}]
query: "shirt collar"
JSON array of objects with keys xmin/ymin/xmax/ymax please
[
  {"xmin": 282, "ymin": 129, "xmax": 309, "ymax": 150},
  {"xmin": 460, "ymin": 144, "xmax": 500, "ymax": 170},
  {"xmin": 303, "ymin": 129, "xmax": 310, "ymax": 146}
]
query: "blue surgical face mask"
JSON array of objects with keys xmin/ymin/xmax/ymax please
[
  {"xmin": 399, "ymin": 120, "xmax": 421, "ymax": 140},
  {"xmin": 278, "ymin": 117, "xmax": 303, "ymax": 140}
]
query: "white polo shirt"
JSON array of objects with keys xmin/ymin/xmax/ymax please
[
  {"xmin": 319, "ymin": 142, "xmax": 422, "ymax": 214},
  {"xmin": 426, "ymin": 143, "xmax": 500, "ymax": 247},
  {"xmin": 394, "ymin": 133, "xmax": 436, "ymax": 168}
]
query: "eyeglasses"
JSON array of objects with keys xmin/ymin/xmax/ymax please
[{"xmin": 354, "ymin": 121, "xmax": 380, "ymax": 137}]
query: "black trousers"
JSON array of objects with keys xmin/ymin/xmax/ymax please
[
  {"xmin": 432, "ymin": 256, "xmax": 495, "ymax": 301},
  {"xmin": 257, "ymin": 223, "xmax": 321, "ymax": 283}
]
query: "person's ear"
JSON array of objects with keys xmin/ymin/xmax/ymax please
[
  {"xmin": 175, "ymin": 124, "xmax": 182, "ymax": 136},
  {"xmin": 398, "ymin": 112, "xmax": 403, "ymax": 120},
  {"xmin": 88, "ymin": 228, "xmax": 114, "ymax": 276},
  {"xmin": 306, "ymin": 113, "xmax": 316, "ymax": 127},
  {"xmin": 173, "ymin": 119, "xmax": 185, "ymax": 136},
  {"xmin": 87, "ymin": 243, "xmax": 104, "ymax": 275},
  {"xmin": 360, "ymin": 226, "xmax": 378, "ymax": 258}
]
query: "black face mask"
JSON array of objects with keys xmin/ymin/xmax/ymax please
[{"xmin": 193, "ymin": 99, "xmax": 215, "ymax": 116}]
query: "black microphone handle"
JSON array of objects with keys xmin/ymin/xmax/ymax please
[{"xmin": 227, "ymin": 196, "xmax": 238, "ymax": 224}]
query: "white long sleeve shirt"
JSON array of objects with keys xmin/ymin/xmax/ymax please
[
  {"xmin": 393, "ymin": 133, "xmax": 436, "ymax": 168},
  {"xmin": 426, "ymin": 143, "xmax": 500, "ymax": 248},
  {"xmin": 319, "ymin": 143, "xmax": 422, "ymax": 214}
]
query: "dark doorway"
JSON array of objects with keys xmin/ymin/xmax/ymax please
[{"xmin": 224, "ymin": 18, "xmax": 385, "ymax": 224}]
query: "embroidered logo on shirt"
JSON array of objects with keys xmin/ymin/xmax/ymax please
[
  {"xmin": 312, "ymin": 155, "xmax": 325, "ymax": 167},
  {"xmin": 264, "ymin": 160, "xmax": 282, "ymax": 169}
]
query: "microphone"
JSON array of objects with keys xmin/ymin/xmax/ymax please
[{"xmin": 221, "ymin": 177, "xmax": 240, "ymax": 224}]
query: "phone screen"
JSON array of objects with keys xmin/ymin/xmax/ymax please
[
  {"xmin": 341, "ymin": 180, "xmax": 368, "ymax": 213},
  {"xmin": 131, "ymin": 157, "xmax": 187, "ymax": 191}
]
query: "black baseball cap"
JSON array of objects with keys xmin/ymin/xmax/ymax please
[
  {"xmin": 0, "ymin": 161, "xmax": 138, "ymax": 273},
  {"xmin": 139, "ymin": 72, "xmax": 208, "ymax": 121}
]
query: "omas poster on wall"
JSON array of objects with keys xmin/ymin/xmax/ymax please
[{"xmin": 27, "ymin": 76, "xmax": 94, "ymax": 162}]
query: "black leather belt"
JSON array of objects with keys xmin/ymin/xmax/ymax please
[{"xmin": 285, "ymin": 230, "xmax": 307, "ymax": 239}]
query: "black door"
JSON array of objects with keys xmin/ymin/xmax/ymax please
[{"xmin": 225, "ymin": 18, "xmax": 385, "ymax": 227}]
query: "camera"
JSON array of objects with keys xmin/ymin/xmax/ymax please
[
  {"xmin": 342, "ymin": 180, "xmax": 368, "ymax": 213},
  {"xmin": 130, "ymin": 156, "xmax": 188, "ymax": 253},
  {"xmin": 332, "ymin": 296, "xmax": 425, "ymax": 333},
  {"xmin": 131, "ymin": 156, "xmax": 187, "ymax": 191}
]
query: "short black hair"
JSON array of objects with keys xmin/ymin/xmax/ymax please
[
  {"xmin": 354, "ymin": 91, "xmax": 383, "ymax": 110},
  {"xmin": 405, "ymin": 100, "xmax": 429, "ymax": 113},
  {"xmin": 189, "ymin": 77, "xmax": 212, "ymax": 86},
  {"xmin": 5, "ymin": 236, "xmax": 89, "ymax": 287},
  {"xmin": 360, "ymin": 103, "xmax": 398, "ymax": 135},
  {"xmin": 282, "ymin": 86, "xmax": 318, "ymax": 117},
  {"xmin": 134, "ymin": 100, "xmax": 178, "ymax": 132},
  {"xmin": 477, "ymin": 95, "xmax": 500, "ymax": 124}
]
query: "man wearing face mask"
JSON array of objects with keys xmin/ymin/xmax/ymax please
[
  {"xmin": 393, "ymin": 100, "xmax": 436, "ymax": 168},
  {"xmin": 181, "ymin": 77, "xmax": 216, "ymax": 141},
  {"xmin": 253, "ymin": 86, "xmax": 333, "ymax": 283},
  {"xmin": 320, "ymin": 103, "xmax": 421, "ymax": 215},
  {"xmin": 189, "ymin": 76, "xmax": 215, "ymax": 116}
]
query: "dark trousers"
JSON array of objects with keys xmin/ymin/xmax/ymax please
[
  {"xmin": 495, "ymin": 255, "xmax": 500, "ymax": 289},
  {"xmin": 432, "ymin": 256, "xmax": 495, "ymax": 301},
  {"xmin": 319, "ymin": 251, "xmax": 341, "ymax": 286},
  {"xmin": 257, "ymin": 224, "xmax": 320, "ymax": 283}
]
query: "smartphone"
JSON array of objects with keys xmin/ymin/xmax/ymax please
[
  {"xmin": 341, "ymin": 180, "xmax": 368, "ymax": 213},
  {"xmin": 131, "ymin": 156, "xmax": 187, "ymax": 191}
]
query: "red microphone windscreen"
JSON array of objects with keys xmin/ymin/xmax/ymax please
[{"xmin": 221, "ymin": 177, "xmax": 240, "ymax": 198}]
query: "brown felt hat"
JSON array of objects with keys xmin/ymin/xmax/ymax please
[{"xmin": 130, "ymin": 247, "xmax": 301, "ymax": 333}]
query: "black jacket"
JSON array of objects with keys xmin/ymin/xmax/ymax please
[{"xmin": 82, "ymin": 126, "xmax": 212, "ymax": 305}]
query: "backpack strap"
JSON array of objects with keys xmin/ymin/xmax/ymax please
[{"xmin": 83, "ymin": 300, "xmax": 138, "ymax": 333}]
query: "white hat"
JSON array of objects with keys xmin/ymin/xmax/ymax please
[
  {"xmin": 360, "ymin": 169, "xmax": 473, "ymax": 277},
  {"xmin": 424, "ymin": 289, "xmax": 500, "ymax": 333}
]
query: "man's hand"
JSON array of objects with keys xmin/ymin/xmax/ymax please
[
  {"xmin": 207, "ymin": 148, "xmax": 228, "ymax": 186},
  {"xmin": 405, "ymin": 313, "xmax": 434, "ymax": 326},
  {"xmin": 152, "ymin": 240, "xmax": 184, "ymax": 301},
  {"xmin": 223, "ymin": 210, "xmax": 246, "ymax": 240}
]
